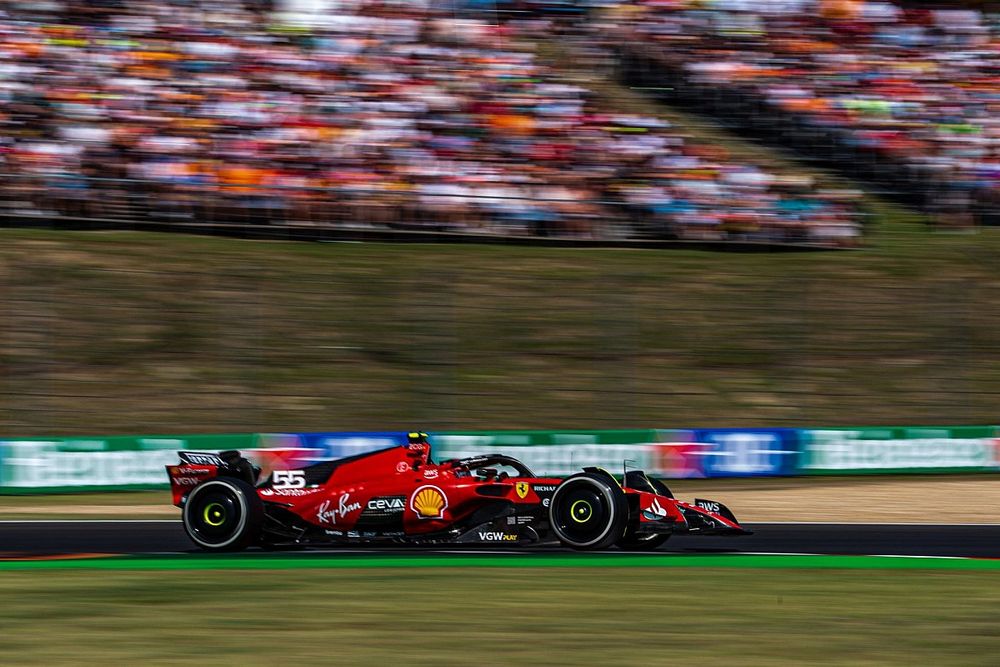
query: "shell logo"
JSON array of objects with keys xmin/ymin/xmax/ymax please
[{"xmin": 411, "ymin": 485, "xmax": 448, "ymax": 520}]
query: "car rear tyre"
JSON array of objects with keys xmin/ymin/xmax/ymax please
[
  {"xmin": 549, "ymin": 473, "xmax": 628, "ymax": 550},
  {"xmin": 182, "ymin": 478, "xmax": 263, "ymax": 552}
]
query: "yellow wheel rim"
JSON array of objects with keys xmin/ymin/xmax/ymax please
[
  {"xmin": 203, "ymin": 502, "xmax": 226, "ymax": 527},
  {"xmin": 570, "ymin": 500, "xmax": 593, "ymax": 524}
]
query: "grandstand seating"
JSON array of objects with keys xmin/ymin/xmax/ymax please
[
  {"xmin": 0, "ymin": 0, "xmax": 863, "ymax": 245},
  {"xmin": 614, "ymin": 0, "xmax": 999, "ymax": 226}
]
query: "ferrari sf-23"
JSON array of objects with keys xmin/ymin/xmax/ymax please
[{"xmin": 166, "ymin": 433, "xmax": 751, "ymax": 552}]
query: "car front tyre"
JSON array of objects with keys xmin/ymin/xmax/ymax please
[{"xmin": 549, "ymin": 473, "xmax": 628, "ymax": 550}]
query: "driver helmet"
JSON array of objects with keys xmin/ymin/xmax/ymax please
[{"xmin": 407, "ymin": 431, "xmax": 429, "ymax": 445}]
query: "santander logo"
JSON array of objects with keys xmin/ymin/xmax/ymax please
[{"xmin": 645, "ymin": 498, "xmax": 667, "ymax": 518}]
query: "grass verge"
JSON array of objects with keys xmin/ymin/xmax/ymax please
[{"xmin": 1, "ymin": 568, "xmax": 998, "ymax": 665}]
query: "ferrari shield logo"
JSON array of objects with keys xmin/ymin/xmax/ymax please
[{"xmin": 515, "ymin": 482, "xmax": 529, "ymax": 499}]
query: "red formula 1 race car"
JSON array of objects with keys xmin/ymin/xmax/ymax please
[{"xmin": 166, "ymin": 433, "xmax": 751, "ymax": 552}]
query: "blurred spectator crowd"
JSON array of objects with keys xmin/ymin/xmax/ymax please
[
  {"xmin": 0, "ymin": 0, "xmax": 863, "ymax": 245},
  {"xmin": 614, "ymin": 0, "xmax": 999, "ymax": 226}
]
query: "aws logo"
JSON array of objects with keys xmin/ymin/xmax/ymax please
[{"xmin": 410, "ymin": 485, "xmax": 448, "ymax": 520}]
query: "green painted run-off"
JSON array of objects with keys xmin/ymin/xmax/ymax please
[{"xmin": 2, "ymin": 553, "xmax": 1000, "ymax": 572}]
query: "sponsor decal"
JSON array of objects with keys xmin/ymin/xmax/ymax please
[
  {"xmin": 423, "ymin": 468, "xmax": 439, "ymax": 480},
  {"xmin": 366, "ymin": 496, "xmax": 405, "ymax": 512},
  {"xmin": 477, "ymin": 531, "xmax": 518, "ymax": 542},
  {"xmin": 642, "ymin": 497, "xmax": 668, "ymax": 521},
  {"xmin": 316, "ymin": 493, "xmax": 362, "ymax": 525},
  {"xmin": 325, "ymin": 530, "xmax": 343, "ymax": 536},
  {"xmin": 273, "ymin": 470, "xmax": 306, "ymax": 490},
  {"xmin": 173, "ymin": 476, "xmax": 201, "ymax": 487},
  {"xmin": 696, "ymin": 500, "xmax": 720, "ymax": 514},
  {"xmin": 410, "ymin": 485, "xmax": 448, "ymax": 520},
  {"xmin": 396, "ymin": 462, "xmax": 410, "ymax": 473},
  {"xmin": 532, "ymin": 485, "xmax": 557, "ymax": 493},
  {"xmin": 542, "ymin": 498, "xmax": 550, "ymax": 508},
  {"xmin": 506, "ymin": 516, "xmax": 534, "ymax": 526},
  {"xmin": 515, "ymin": 481, "xmax": 529, "ymax": 499},
  {"xmin": 260, "ymin": 487, "xmax": 317, "ymax": 498}
]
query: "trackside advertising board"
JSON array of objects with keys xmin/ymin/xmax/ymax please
[
  {"xmin": 799, "ymin": 426, "xmax": 1000, "ymax": 474},
  {"xmin": 260, "ymin": 432, "xmax": 409, "ymax": 460},
  {"xmin": 3, "ymin": 425, "xmax": 999, "ymax": 493},
  {"xmin": 0, "ymin": 434, "xmax": 255, "ymax": 493},
  {"xmin": 693, "ymin": 429, "xmax": 797, "ymax": 477},
  {"xmin": 0, "ymin": 432, "xmax": 410, "ymax": 494},
  {"xmin": 432, "ymin": 430, "xmax": 706, "ymax": 478}
]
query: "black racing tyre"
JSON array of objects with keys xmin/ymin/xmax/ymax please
[
  {"xmin": 182, "ymin": 478, "xmax": 263, "ymax": 552},
  {"xmin": 617, "ymin": 531, "xmax": 671, "ymax": 551},
  {"xmin": 549, "ymin": 473, "xmax": 628, "ymax": 550}
]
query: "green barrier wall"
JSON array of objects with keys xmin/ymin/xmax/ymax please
[{"xmin": 799, "ymin": 426, "xmax": 999, "ymax": 474}]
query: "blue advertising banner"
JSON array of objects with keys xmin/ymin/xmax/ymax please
[
  {"xmin": 693, "ymin": 429, "xmax": 798, "ymax": 477},
  {"xmin": 247, "ymin": 432, "xmax": 409, "ymax": 475},
  {"xmin": 292, "ymin": 431, "xmax": 408, "ymax": 460}
]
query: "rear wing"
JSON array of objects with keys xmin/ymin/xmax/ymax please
[
  {"xmin": 178, "ymin": 451, "xmax": 225, "ymax": 466},
  {"xmin": 166, "ymin": 450, "xmax": 268, "ymax": 506},
  {"xmin": 166, "ymin": 454, "xmax": 221, "ymax": 506}
]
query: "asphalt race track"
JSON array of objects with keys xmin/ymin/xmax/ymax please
[{"xmin": 1, "ymin": 521, "xmax": 998, "ymax": 558}]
